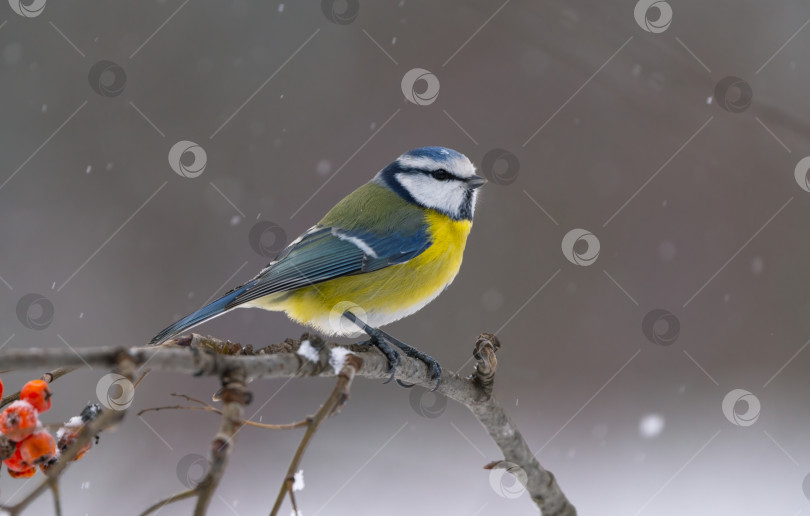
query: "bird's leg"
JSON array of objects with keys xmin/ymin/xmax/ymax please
[
  {"xmin": 342, "ymin": 311, "xmax": 399, "ymax": 384},
  {"xmin": 342, "ymin": 311, "xmax": 442, "ymax": 391}
]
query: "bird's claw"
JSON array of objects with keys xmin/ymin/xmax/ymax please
[
  {"xmin": 423, "ymin": 359, "xmax": 442, "ymax": 392},
  {"xmin": 363, "ymin": 336, "xmax": 400, "ymax": 384},
  {"xmin": 394, "ymin": 359, "xmax": 441, "ymax": 391},
  {"xmin": 387, "ymin": 337, "xmax": 442, "ymax": 391},
  {"xmin": 347, "ymin": 312, "xmax": 441, "ymax": 391}
]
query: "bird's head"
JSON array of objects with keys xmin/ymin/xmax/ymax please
[{"xmin": 375, "ymin": 147, "xmax": 486, "ymax": 220}]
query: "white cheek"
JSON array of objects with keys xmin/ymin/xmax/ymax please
[{"xmin": 396, "ymin": 174, "xmax": 465, "ymax": 217}]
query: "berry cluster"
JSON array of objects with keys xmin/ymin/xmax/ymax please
[{"xmin": 0, "ymin": 378, "xmax": 101, "ymax": 479}]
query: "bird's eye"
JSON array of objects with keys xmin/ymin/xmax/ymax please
[{"xmin": 430, "ymin": 169, "xmax": 453, "ymax": 181}]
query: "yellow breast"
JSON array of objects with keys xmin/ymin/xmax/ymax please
[{"xmin": 255, "ymin": 211, "xmax": 472, "ymax": 334}]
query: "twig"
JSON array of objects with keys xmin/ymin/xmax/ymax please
[
  {"xmin": 138, "ymin": 394, "xmax": 310, "ymax": 430},
  {"xmin": 0, "ymin": 333, "xmax": 577, "ymax": 516},
  {"xmin": 0, "ymin": 366, "xmax": 78, "ymax": 409},
  {"xmin": 139, "ymin": 367, "xmax": 251, "ymax": 516},
  {"xmin": 269, "ymin": 351, "xmax": 360, "ymax": 515},
  {"xmin": 133, "ymin": 369, "xmax": 150, "ymax": 388},
  {"xmin": 138, "ymin": 490, "xmax": 196, "ymax": 515}
]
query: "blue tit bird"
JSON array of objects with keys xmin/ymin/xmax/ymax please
[{"xmin": 150, "ymin": 146, "xmax": 486, "ymax": 388}]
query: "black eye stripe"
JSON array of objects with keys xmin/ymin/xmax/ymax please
[{"xmin": 429, "ymin": 168, "xmax": 453, "ymax": 181}]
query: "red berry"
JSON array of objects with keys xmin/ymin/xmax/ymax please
[
  {"xmin": 0, "ymin": 377, "xmax": 4, "ymax": 399},
  {"xmin": 7, "ymin": 466, "xmax": 36, "ymax": 478},
  {"xmin": 20, "ymin": 380, "xmax": 51, "ymax": 413},
  {"xmin": 4, "ymin": 444, "xmax": 27, "ymax": 472},
  {"xmin": 19, "ymin": 431, "xmax": 56, "ymax": 466},
  {"xmin": 0, "ymin": 401, "xmax": 38, "ymax": 441}
]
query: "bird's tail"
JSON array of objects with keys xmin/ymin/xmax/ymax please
[{"xmin": 149, "ymin": 281, "xmax": 255, "ymax": 345}]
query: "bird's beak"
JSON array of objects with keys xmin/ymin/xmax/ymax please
[{"xmin": 466, "ymin": 175, "xmax": 487, "ymax": 189}]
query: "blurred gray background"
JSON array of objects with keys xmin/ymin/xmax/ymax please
[{"xmin": 2, "ymin": 0, "xmax": 810, "ymax": 514}]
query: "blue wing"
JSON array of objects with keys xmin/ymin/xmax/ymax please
[
  {"xmin": 227, "ymin": 225, "xmax": 431, "ymax": 306},
  {"xmin": 150, "ymin": 224, "xmax": 431, "ymax": 344}
]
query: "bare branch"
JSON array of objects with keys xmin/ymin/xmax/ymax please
[
  {"xmin": 47, "ymin": 480, "xmax": 61, "ymax": 516},
  {"xmin": 194, "ymin": 367, "xmax": 249, "ymax": 515},
  {"xmin": 470, "ymin": 334, "xmax": 575, "ymax": 515},
  {"xmin": 140, "ymin": 367, "xmax": 251, "ymax": 516},
  {"xmin": 270, "ymin": 349, "xmax": 360, "ymax": 515},
  {"xmin": 0, "ymin": 333, "xmax": 577, "ymax": 516}
]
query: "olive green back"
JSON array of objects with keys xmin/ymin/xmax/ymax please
[{"xmin": 318, "ymin": 182, "xmax": 426, "ymax": 235}]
